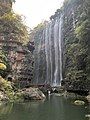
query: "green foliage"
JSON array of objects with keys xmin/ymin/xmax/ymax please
[
  {"xmin": 34, "ymin": 22, "xmax": 46, "ymax": 31},
  {"xmin": 0, "ymin": 51, "xmax": 7, "ymax": 63},
  {"xmin": 75, "ymin": 14, "xmax": 90, "ymax": 81},
  {"xmin": 0, "ymin": 51, "xmax": 10, "ymax": 78},
  {"xmin": 75, "ymin": 20, "xmax": 90, "ymax": 41},
  {"xmin": 63, "ymin": 0, "xmax": 90, "ymax": 89},
  {"xmin": 0, "ymin": 2, "xmax": 11, "ymax": 16},
  {"xmin": 0, "ymin": 76, "xmax": 13, "ymax": 101},
  {"xmin": 0, "ymin": 4, "xmax": 29, "ymax": 44},
  {"xmin": 66, "ymin": 69, "xmax": 86, "ymax": 81},
  {"xmin": 0, "ymin": 76, "xmax": 24, "ymax": 102}
]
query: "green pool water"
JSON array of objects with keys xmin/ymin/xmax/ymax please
[{"xmin": 0, "ymin": 95, "xmax": 89, "ymax": 120}]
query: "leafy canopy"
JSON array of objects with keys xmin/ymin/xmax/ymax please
[{"xmin": 0, "ymin": 4, "xmax": 29, "ymax": 44}]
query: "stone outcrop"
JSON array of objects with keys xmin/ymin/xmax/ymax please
[
  {"xmin": 21, "ymin": 87, "xmax": 46, "ymax": 100},
  {"xmin": 0, "ymin": 38, "xmax": 34, "ymax": 88},
  {"xmin": 13, "ymin": 45, "xmax": 34, "ymax": 88}
]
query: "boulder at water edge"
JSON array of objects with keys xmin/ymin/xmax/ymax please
[
  {"xmin": 74, "ymin": 100, "xmax": 85, "ymax": 105},
  {"xmin": 86, "ymin": 95, "xmax": 90, "ymax": 103},
  {"xmin": 22, "ymin": 87, "xmax": 46, "ymax": 100}
]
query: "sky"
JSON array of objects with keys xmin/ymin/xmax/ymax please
[{"xmin": 13, "ymin": 0, "xmax": 64, "ymax": 29}]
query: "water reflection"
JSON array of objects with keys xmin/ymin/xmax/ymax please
[
  {"xmin": 0, "ymin": 95, "xmax": 89, "ymax": 120},
  {"xmin": 0, "ymin": 103, "xmax": 13, "ymax": 120}
]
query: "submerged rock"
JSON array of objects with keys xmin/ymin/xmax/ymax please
[
  {"xmin": 22, "ymin": 87, "xmax": 46, "ymax": 100},
  {"xmin": 74, "ymin": 100, "xmax": 85, "ymax": 105}
]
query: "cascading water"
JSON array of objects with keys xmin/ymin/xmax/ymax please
[
  {"xmin": 45, "ymin": 24, "xmax": 50, "ymax": 84},
  {"xmin": 48, "ymin": 22, "xmax": 53, "ymax": 84},
  {"xmin": 45, "ymin": 15, "xmax": 63, "ymax": 86},
  {"xmin": 34, "ymin": 14, "xmax": 63, "ymax": 86},
  {"xmin": 53, "ymin": 19, "xmax": 59, "ymax": 86},
  {"xmin": 59, "ymin": 16, "xmax": 63, "ymax": 86}
]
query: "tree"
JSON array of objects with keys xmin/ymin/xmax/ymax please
[{"xmin": 0, "ymin": 3, "xmax": 29, "ymax": 44}]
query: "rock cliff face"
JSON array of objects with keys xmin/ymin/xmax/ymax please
[
  {"xmin": 32, "ymin": 0, "xmax": 90, "ymax": 91},
  {"xmin": 16, "ymin": 44, "xmax": 34, "ymax": 88},
  {"xmin": 0, "ymin": 38, "xmax": 34, "ymax": 88},
  {"xmin": 0, "ymin": 1, "xmax": 34, "ymax": 88},
  {"xmin": 62, "ymin": 0, "xmax": 90, "ymax": 91}
]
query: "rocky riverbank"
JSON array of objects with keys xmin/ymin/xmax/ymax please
[
  {"xmin": 45, "ymin": 86, "xmax": 90, "ymax": 103},
  {"xmin": 0, "ymin": 76, "xmax": 46, "ymax": 104},
  {"xmin": 0, "ymin": 88, "xmax": 46, "ymax": 103},
  {"xmin": 0, "ymin": 76, "xmax": 89, "ymax": 104}
]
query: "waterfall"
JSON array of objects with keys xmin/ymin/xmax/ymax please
[
  {"xmin": 34, "ymin": 14, "xmax": 63, "ymax": 86},
  {"xmin": 52, "ymin": 16, "xmax": 63, "ymax": 86},
  {"xmin": 53, "ymin": 19, "xmax": 59, "ymax": 86},
  {"xmin": 34, "ymin": 36, "xmax": 40, "ymax": 84},
  {"xmin": 59, "ymin": 16, "xmax": 63, "ymax": 86},
  {"xmin": 48, "ymin": 22, "xmax": 53, "ymax": 84},
  {"xmin": 45, "ymin": 24, "xmax": 49, "ymax": 84},
  {"xmin": 44, "ymin": 15, "xmax": 63, "ymax": 86}
]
